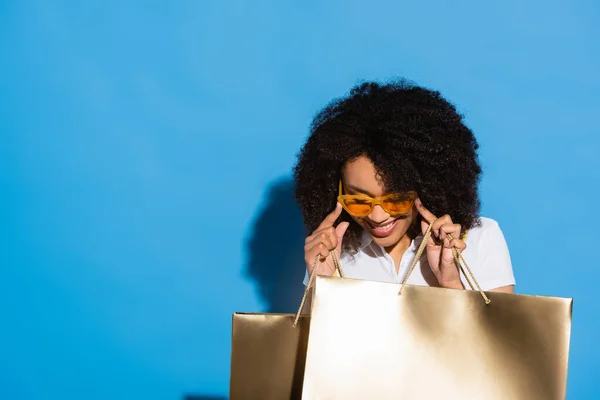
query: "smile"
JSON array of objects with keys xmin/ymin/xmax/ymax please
[{"xmin": 366, "ymin": 218, "xmax": 400, "ymax": 237}]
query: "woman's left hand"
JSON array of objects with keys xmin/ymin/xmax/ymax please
[{"xmin": 415, "ymin": 199, "xmax": 465, "ymax": 290}]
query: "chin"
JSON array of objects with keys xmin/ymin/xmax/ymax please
[{"xmin": 370, "ymin": 232, "xmax": 404, "ymax": 248}]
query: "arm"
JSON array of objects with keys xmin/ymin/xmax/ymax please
[
  {"xmin": 478, "ymin": 219, "xmax": 517, "ymax": 292},
  {"xmin": 490, "ymin": 285, "xmax": 514, "ymax": 293}
]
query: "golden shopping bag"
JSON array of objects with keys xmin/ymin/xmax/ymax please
[
  {"xmin": 302, "ymin": 225, "xmax": 573, "ymax": 399},
  {"xmin": 230, "ymin": 313, "xmax": 310, "ymax": 399},
  {"xmin": 229, "ymin": 253, "xmax": 345, "ymax": 399}
]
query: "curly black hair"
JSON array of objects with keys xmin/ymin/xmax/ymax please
[{"xmin": 293, "ymin": 79, "xmax": 482, "ymax": 252}]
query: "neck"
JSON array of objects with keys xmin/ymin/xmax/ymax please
[{"xmin": 385, "ymin": 234, "xmax": 413, "ymax": 273}]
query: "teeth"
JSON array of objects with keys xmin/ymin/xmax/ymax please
[{"xmin": 374, "ymin": 221, "xmax": 394, "ymax": 230}]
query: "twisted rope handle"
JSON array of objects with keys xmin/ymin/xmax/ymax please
[
  {"xmin": 448, "ymin": 233, "xmax": 490, "ymax": 304},
  {"xmin": 294, "ymin": 249, "xmax": 343, "ymax": 327},
  {"xmin": 399, "ymin": 218, "xmax": 490, "ymax": 304}
]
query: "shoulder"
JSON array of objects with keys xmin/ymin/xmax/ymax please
[
  {"xmin": 463, "ymin": 216, "xmax": 515, "ymax": 290},
  {"xmin": 464, "ymin": 217, "xmax": 503, "ymax": 244},
  {"xmin": 463, "ymin": 216, "xmax": 513, "ymax": 264},
  {"xmin": 471, "ymin": 216, "xmax": 500, "ymax": 232},
  {"xmin": 464, "ymin": 216, "xmax": 512, "ymax": 256}
]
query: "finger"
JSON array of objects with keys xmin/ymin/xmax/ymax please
[
  {"xmin": 431, "ymin": 215, "xmax": 453, "ymax": 239},
  {"xmin": 420, "ymin": 218, "xmax": 430, "ymax": 236},
  {"xmin": 424, "ymin": 236, "xmax": 442, "ymax": 276},
  {"xmin": 415, "ymin": 198, "xmax": 437, "ymax": 225},
  {"xmin": 449, "ymin": 238, "xmax": 466, "ymax": 251},
  {"xmin": 305, "ymin": 232, "xmax": 336, "ymax": 253},
  {"xmin": 316, "ymin": 202, "xmax": 343, "ymax": 231},
  {"xmin": 443, "ymin": 236, "xmax": 453, "ymax": 249},
  {"xmin": 316, "ymin": 233, "xmax": 337, "ymax": 252},
  {"xmin": 307, "ymin": 225, "xmax": 336, "ymax": 243},
  {"xmin": 438, "ymin": 222, "xmax": 461, "ymax": 242},
  {"xmin": 440, "ymin": 245, "xmax": 459, "ymax": 275},
  {"xmin": 421, "ymin": 218, "xmax": 441, "ymax": 247},
  {"xmin": 441, "ymin": 243, "xmax": 455, "ymax": 261},
  {"xmin": 335, "ymin": 222, "xmax": 350, "ymax": 247},
  {"xmin": 304, "ymin": 245, "xmax": 336, "ymax": 275},
  {"xmin": 306, "ymin": 242, "xmax": 332, "ymax": 261},
  {"xmin": 426, "ymin": 234, "xmax": 440, "ymax": 249}
]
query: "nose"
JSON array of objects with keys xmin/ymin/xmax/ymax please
[{"xmin": 367, "ymin": 205, "xmax": 390, "ymax": 224}]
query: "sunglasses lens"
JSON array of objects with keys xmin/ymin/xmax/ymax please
[
  {"xmin": 343, "ymin": 199, "xmax": 372, "ymax": 216},
  {"xmin": 382, "ymin": 199, "xmax": 413, "ymax": 215}
]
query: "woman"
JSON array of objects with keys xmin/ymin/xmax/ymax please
[{"xmin": 293, "ymin": 80, "xmax": 515, "ymax": 302}]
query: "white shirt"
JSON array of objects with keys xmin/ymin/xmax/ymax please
[{"xmin": 304, "ymin": 217, "xmax": 516, "ymax": 291}]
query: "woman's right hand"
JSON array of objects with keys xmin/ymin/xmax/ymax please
[{"xmin": 304, "ymin": 202, "xmax": 350, "ymax": 275}]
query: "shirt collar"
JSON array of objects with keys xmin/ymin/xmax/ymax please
[{"xmin": 359, "ymin": 229, "xmax": 373, "ymax": 249}]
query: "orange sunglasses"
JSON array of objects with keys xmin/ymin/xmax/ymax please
[{"xmin": 337, "ymin": 180, "xmax": 417, "ymax": 217}]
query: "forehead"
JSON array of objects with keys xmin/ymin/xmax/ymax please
[{"xmin": 342, "ymin": 156, "xmax": 386, "ymax": 195}]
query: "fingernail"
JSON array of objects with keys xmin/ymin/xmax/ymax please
[{"xmin": 415, "ymin": 198, "xmax": 422, "ymax": 208}]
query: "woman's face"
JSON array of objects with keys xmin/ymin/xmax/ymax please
[{"xmin": 342, "ymin": 156, "xmax": 417, "ymax": 249}]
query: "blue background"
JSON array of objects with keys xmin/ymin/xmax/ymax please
[{"xmin": 1, "ymin": 1, "xmax": 599, "ymax": 399}]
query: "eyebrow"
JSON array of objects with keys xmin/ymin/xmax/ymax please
[{"xmin": 344, "ymin": 184, "xmax": 377, "ymax": 197}]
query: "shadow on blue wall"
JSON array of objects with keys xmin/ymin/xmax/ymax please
[
  {"xmin": 245, "ymin": 176, "xmax": 307, "ymax": 313},
  {"xmin": 182, "ymin": 177, "xmax": 305, "ymax": 400}
]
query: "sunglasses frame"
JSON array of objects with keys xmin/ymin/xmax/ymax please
[{"xmin": 337, "ymin": 180, "xmax": 418, "ymax": 217}]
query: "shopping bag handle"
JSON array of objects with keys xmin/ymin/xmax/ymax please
[
  {"xmin": 398, "ymin": 217, "xmax": 491, "ymax": 304},
  {"xmin": 293, "ymin": 249, "xmax": 344, "ymax": 326}
]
